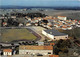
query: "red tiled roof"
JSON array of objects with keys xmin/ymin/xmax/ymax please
[
  {"xmin": 50, "ymin": 43, "xmax": 55, "ymax": 46},
  {"xmin": 19, "ymin": 45, "xmax": 53, "ymax": 50},
  {"xmin": 58, "ymin": 16, "xmax": 66, "ymax": 17},
  {"xmin": 49, "ymin": 55, "xmax": 59, "ymax": 57},
  {"xmin": 3, "ymin": 22, "xmax": 6, "ymax": 24},
  {"xmin": 3, "ymin": 49, "xmax": 12, "ymax": 52},
  {"xmin": 74, "ymin": 20, "xmax": 77, "ymax": 21}
]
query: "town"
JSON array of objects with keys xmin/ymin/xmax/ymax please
[{"xmin": 0, "ymin": 9, "xmax": 80, "ymax": 57}]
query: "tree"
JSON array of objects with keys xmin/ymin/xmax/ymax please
[
  {"xmin": 54, "ymin": 46, "xmax": 60, "ymax": 55},
  {"xmin": 53, "ymin": 39, "xmax": 71, "ymax": 54}
]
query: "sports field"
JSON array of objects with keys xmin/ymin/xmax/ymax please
[{"xmin": 0, "ymin": 29, "xmax": 37, "ymax": 42}]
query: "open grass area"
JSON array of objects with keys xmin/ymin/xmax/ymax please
[{"xmin": 0, "ymin": 29, "xmax": 37, "ymax": 42}]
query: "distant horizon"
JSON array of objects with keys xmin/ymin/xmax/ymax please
[
  {"xmin": 0, "ymin": 5, "xmax": 80, "ymax": 7},
  {"xmin": 0, "ymin": 5, "xmax": 80, "ymax": 10},
  {"xmin": 0, "ymin": 0, "xmax": 80, "ymax": 7}
]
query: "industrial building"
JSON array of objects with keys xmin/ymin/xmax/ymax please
[
  {"xmin": 19, "ymin": 45, "xmax": 53, "ymax": 55},
  {"xmin": 42, "ymin": 29, "xmax": 68, "ymax": 40}
]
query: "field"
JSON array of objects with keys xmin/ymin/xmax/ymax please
[
  {"xmin": 41, "ymin": 10, "xmax": 80, "ymax": 20},
  {"xmin": 0, "ymin": 29, "xmax": 37, "ymax": 42}
]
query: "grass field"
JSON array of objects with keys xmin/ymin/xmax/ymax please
[{"xmin": 0, "ymin": 29, "xmax": 37, "ymax": 42}]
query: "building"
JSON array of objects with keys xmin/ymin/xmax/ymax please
[
  {"xmin": 67, "ymin": 26, "xmax": 73, "ymax": 30},
  {"xmin": 58, "ymin": 16, "xmax": 67, "ymax": 20},
  {"xmin": 3, "ymin": 49, "xmax": 12, "ymax": 56},
  {"xmin": 19, "ymin": 45, "xmax": 53, "ymax": 55},
  {"xmin": 3, "ymin": 22, "xmax": 7, "ymax": 27},
  {"xmin": 76, "ymin": 24, "xmax": 80, "ymax": 27},
  {"xmin": 50, "ymin": 43, "xmax": 55, "ymax": 46},
  {"xmin": 62, "ymin": 26, "xmax": 67, "ymax": 30},
  {"xmin": 19, "ymin": 23, "xmax": 23, "ymax": 27},
  {"xmin": 37, "ymin": 42, "xmax": 44, "ymax": 46},
  {"xmin": 26, "ymin": 23, "xmax": 31, "ymax": 26},
  {"xmin": 42, "ymin": 29, "xmax": 68, "ymax": 40},
  {"xmin": 11, "ymin": 16, "xmax": 16, "ymax": 19}
]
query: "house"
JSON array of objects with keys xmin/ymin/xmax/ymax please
[
  {"xmin": 26, "ymin": 23, "xmax": 31, "ymax": 26},
  {"xmin": 49, "ymin": 55, "xmax": 59, "ymax": 57},
  {"xmin": 27, "ymin": 18, "xmax": 31, "ymax": 21},
  {"xmin": 35, "ymin": 23, "xmax": 38, "ymax": 26},
  {"xmin": 19, "ymin": 45, "xmax": 53, "ymax": 55},
  {"xmin": 56, "ymin": 25, "xmax": 60, "ymax": 28},
  {"xmin": 76, "ymin": 24, "xmax": 80, "ymax": 27},
  {"xmin": 78, "ymin": 20, "xmax": 80, "ymax": 24},
  {"xmin": 72, "ymin": 21, "xmax": 76, "ymax": 25},
  {"xmin": 54, "ymin": 24, "xmax": 58, "ymax": 27},
  {"xmin": 11, "ymin": 16, "xmax": 16, "ymax": 19},
  {"xmin": 38, "ymin": 17, "xmax": 42, "ymax": 21},
  {"xmin": 19, "ymin": 23, "xmax": 23, "ymax": 27},
  {"xmin": 3, "ymin": 22, "xmax": 7, "ymax": 26},
  {"xmin": 3, "ymin": 49, "xmax": 12, "ymax": 56},
  {"xmin": 67, "ymin": 26, "xmax": 73, "ymax": 30},
  {"xmin": 58, "ymin": 16, "xmax": 67, "ymax": 20},
  {"xmin": 42, "ymin": 29, "xmax": 68, "ymax": 40},
  {"xmin": 61, "ymin": 26, "xmax": 67, "ymax": 30},
  {"xmin": 50, "ymin": 43, "xmax": 55, "ymax": 46}
]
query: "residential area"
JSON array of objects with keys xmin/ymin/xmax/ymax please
[{"xmin": 0, "ymin": 9, "xmax": 80, "ymax": 57}]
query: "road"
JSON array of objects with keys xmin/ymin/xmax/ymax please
[
  {"xmin": 28, "ymin": 26, "xmax": 45, "ymax": 41},
  {"xmin": 1, "ymin": 54, "xmax": 49, "ymax": 57}
]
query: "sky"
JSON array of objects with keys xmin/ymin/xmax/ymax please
[{"xmin": 0, "ymin": 0, "xmax": 80, "ymax": 7}]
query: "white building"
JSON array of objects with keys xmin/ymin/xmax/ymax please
[
  {"xmin": 58, "ymin": 16, "xmax": 67, "ymax": 20},
  {"xmin": 19, "ymin": 45, "xmax": 53, "ymax": 55},
  {"xmin": 3, "ymin": 49, "xmax": 12, "ymax": 56},
  {"xmin": 67, "ymin": 26, "xmax": 73, "ymax": 30},
  {"xmin": 42, "ymin": 29, "xmax": 68, "ymax": 40},
  {"xmin": 37, "ymin": 42, "xmax": 44, "ymax": 46},
  {"xmin": 11, "ymin": 16, "xmax": 16, "ymax": 19},
  {"xmin": 26, "ymin": 23, "xmax": 31, "ymax": 26},
  {"xmin": 76, "ymin": 24, "xmax": 80, "ymax": 27},
  {"xmin": 19, "ymin": 23, "xmax": 23, "ymax": 27}
]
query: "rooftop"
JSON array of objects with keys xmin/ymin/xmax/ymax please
[
  {"xmin": 49, "ymin": 55, "xmax": 59, "ymax": 57},
  {"xmin": 19, "ymin": 45, "xmax": 53, "ymax": 50},
  {"xmin": 58, "ymin": 16, "xmax": 66, "ymax": 17},
  {"xmin": 44, "ymin": 29, "xmax": 67, "ymax": 36},
  {"xmin": 3, "ymin": 49, "xmax": 12, "ymax": 52}
]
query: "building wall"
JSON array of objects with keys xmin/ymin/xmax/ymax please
[
  {"xmin": 19, "ymin": 50, "xmax": 53, "ymax": 55},
  {"xmin": 3, "ymin": 52, "xmax": 12, "ymax": 55},
  {"xmin": 58, "ymin": 17, "xmax": 67, "ymax": 20},
  {"xmin": 54, "ymin": 35, "xmax": 68, "ymax": 40},
  {"xmin": 42, "ymin": 30, "xmax": 68, "ymax": 40},
  {"xmin": 42, "ymin": 30, "xmax": 54, "ymax": 39}
]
